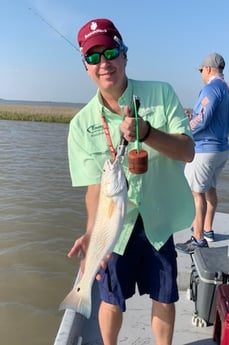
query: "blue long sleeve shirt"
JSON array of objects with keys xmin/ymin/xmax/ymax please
[{"xmin": 190, "ymin": 76, "xmax": 229, "ymax": 153}]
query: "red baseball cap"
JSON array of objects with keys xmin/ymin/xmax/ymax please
[{"xmin": 77, "ymin": 18, "xmax": 123, "ymax": 55}]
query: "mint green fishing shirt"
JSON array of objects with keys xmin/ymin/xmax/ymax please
[{"xmin": 68, "ymin": 79, "xmax": 195, "ymax": 253}]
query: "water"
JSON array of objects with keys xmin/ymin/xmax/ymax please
[
  {"xmin": 0, "ymin": 120, "xmax": 86, "ymax": 345},
  {"xmin": 0, "ymin": 119, "xmax": 228, "ymax": 345}
]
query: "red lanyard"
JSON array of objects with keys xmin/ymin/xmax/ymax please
[{"xmin": 101, "ymin": 114, "xmax": 116, "ymax": 160}]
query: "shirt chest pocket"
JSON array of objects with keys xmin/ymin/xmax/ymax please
[
  {"xmin": 140, "ymin": 107, "xmax": 167, "ymax": 131},
  {"xmin": 84, "ymin": 132, "xmax": 117, "ymax": 171}
]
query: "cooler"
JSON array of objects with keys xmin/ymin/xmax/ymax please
[{"xmin": 189, "ymin": 246, "xmax": 229, "ymax": 327}]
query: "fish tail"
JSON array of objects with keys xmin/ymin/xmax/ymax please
[{"xmin": 59, "ymin": 284, "xmax": 92, "ymax": 319}]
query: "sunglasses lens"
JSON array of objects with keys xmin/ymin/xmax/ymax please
[
  {"xmin": 103, "ymin": 48, "xmax": 120, "ymax": 60},
  {"xmin": 85, "ymin": 53, "xmax": 100, "ymax": 65},
  {"xmin": 85, "ymin": 48, "xmax": 120, "ymax": 65}
]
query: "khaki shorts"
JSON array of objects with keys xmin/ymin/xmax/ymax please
[{"xmin": 184, "ymin": 151, "xmax": 229, "ymax": 193}]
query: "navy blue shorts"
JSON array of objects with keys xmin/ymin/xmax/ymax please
[{"xmin": 98, "ymin": 215, "xmax": 179, "ymax": 312}]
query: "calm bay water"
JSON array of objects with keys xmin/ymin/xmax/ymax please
[
  {"xmin": 0, "ymin": 119, "xmax": 228, "ymax": 345},
  {"xmin": 0, "ymin": 120, "xmax": 86, "ymax": 345}
]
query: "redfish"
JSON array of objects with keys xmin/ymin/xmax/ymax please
[{"xmin": 59, "ymin": 158, "xmax": 128, "ymax": 319}]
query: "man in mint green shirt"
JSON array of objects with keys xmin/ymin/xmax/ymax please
[{"xmin": 67, "ymin": 18, "xmax": 195, "ymax": 345}]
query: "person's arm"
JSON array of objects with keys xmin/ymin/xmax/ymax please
[
  {"xmin": 190, "ymin": 85, "xmax": 220, "ymax": 135},
  {"xmin": 67, "ymin": 184, "xmax": 100, "ymax": 260},
  {"xmin": 85, "ymin": 184, "xmax": 101, "ymax": 235},
  {"xmin": 120, "ymin": 106, "xmax": 194, "ymax": 163},
  {"xmin": 68, "ymin": 183, "xmax": 110, "ymax": 277},
  {"xmin": 143, "ymin": 126, "xmax": 194, "ymax": 162}
]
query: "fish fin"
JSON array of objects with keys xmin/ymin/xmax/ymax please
[{"xmin": 59, "ymin": 284, "xmax": 91, "ymax": 319}]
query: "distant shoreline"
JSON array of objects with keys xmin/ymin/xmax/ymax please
[
  {"xmin": 0, "ymin": 102, "xmax": 84, "ymax": 123},
  {"xmin": 0, "ymin": 99, "xmax": 192, "ymax": 123},
  {"xmin": 0, "ymin": 98, "xmax": 85, "ymax": 108}
]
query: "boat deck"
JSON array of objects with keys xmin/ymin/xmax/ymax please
[{"xmin": 54, "ymin": 212, "xmax": 229, "ymax": 345}]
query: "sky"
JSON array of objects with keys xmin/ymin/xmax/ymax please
[{"xmin": 1, "ymin": 0, "xmax": 229, "ymax": 108}]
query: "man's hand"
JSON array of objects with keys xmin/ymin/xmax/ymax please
[{"xmin": 68, "ymin": 234, "xmax": 112, "ymax": 279}]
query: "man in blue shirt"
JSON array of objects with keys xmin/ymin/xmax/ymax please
[{"xmin": 176, "ymin": 53, "xmax": 229, "ymax": 254}]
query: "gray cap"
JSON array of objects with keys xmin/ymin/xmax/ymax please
[{"xmin": 199, "ymin": 53, "xmax": 225, "ymax": 70}]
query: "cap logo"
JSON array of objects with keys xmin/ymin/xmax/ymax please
[
  {"xmin": 90, "ymin": 21, "xmax": 97, "ymax": 31},
  {"xmin": 84, "ymin": 21, "xmax": 108, "ymax": 40}
]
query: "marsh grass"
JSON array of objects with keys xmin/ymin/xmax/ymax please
[
  {"xmin": 0, "ymin": 104, "xmax": 191, "ymax": 124},
  {"xmin": 0, "ymin": 104, "xmax": 81, "ymax": 123}
]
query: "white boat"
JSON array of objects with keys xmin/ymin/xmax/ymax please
[
  {"xmin": 54, "ymin": 271, "xmax": 103, "ymax": 345},
  {"xmin": 54, "ymin": 212, "xmax": 229, "ymax": 345}
]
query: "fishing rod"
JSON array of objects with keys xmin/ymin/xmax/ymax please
[{"xmin": 28, "ymin": 7, "xmax": 80, "ymax": 53}]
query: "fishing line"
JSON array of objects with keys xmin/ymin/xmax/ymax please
[
  {"xmin": 133, "ymin": 97, "xmax": 140, "ymax": 153},
  {"xmin": 28, "ymin": 7, "xmax": 80, "ymax": 53}
]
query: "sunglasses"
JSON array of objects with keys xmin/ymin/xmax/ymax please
[
  {"xmin": 199, "ymin": 68, "xmax": 203, "ymax": 73},
  {"xmin": 85, "ymin": 47, "xmax": 120, "ymax": 65}
]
